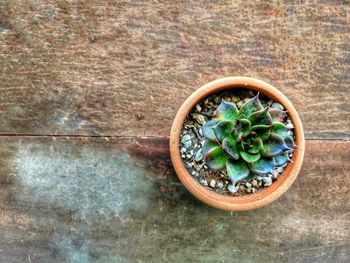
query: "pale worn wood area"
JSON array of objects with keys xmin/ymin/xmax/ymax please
[
  {"xmin": 0, "ymin": 1, "xmax": 349, "ymax": 137},
  {"xmin": 0, "ymin": 137, "xmax": 348, "ymax": 262}
]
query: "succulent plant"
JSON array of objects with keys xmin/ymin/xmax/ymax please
[{"xmin": 201, "ymin": 94, "xmax": 296, "ymax": 185}]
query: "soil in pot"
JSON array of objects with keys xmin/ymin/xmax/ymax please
[{"xmin": 179, "ymin": 89, "xmax": 295, "ymax": 196}]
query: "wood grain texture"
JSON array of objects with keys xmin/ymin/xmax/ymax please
[
  {"xmin": 0, "ymin": 1, "xmax": 349, "ymax": 137},
  {"xmin": 0, "ymin": 136, "xmax": 348, "ymax": 262}
]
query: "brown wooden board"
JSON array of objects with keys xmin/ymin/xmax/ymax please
[
  {"xmin": 0, "ymin": 1, "xmax": 349, "ymax": 137},
  {"xmin": 0, "ymin": 136, "xmax": 348, "ymax": 262},
  {"xmin": 0, "ymin": 1, "xmax": 349, "ymax": 262}
]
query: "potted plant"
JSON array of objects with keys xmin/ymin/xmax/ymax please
[{"xmin": 169, "ymin": 77, "xmax": 304, "ymax": 211}]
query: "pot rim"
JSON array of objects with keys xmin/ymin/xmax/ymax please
[{"xmin": 169, "ymin": 76, "xmax": 305, "ymax": 211}]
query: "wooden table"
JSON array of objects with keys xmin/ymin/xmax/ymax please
[{"xmin": 0, "ymin": 1, "xmax": 349, "ymax": 262}]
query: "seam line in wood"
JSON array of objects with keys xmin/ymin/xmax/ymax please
[{"xmin": 0, "ymin": 133, "xmax": 348, "ymax": 141}]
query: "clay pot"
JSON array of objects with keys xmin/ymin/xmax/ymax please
[{"xmin": 170, "ymin": 77, "xmax": 304, "ymax": 211}]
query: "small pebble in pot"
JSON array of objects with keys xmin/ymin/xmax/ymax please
[
  {"xmin": 194, "ymin": 151, "xmax": 204, "ymax": 162},
  {"xmin": 181, "ymin": 134, "xmax": 191, "ymax": 143},
  {"xmin": 263, "ymin": 177, "xmax": 272, "ymax": 186},
  {"xmin": 277, "ymin": 167, "xmax": 284, "ymax": 174},
  {"xmin": 186, "ymin": 163, "xmax": 193, "ymax": 168},
  {"xmin": 246, "ymin": 187, "xmax": 252, "ymax": 193},
  {"xmin": 245, "ymin": 182, "xmax": 252, "ymax": 188},
  {"xmin": 214, "ymin": 97, "xmax": 221, "ymax": 104},
  {"xmin": 183, "ymin": 140, "xmax": 192, "ymax": 149},
  {"xmin": 252, "ymin": 188, "xmax": 257, "ymax": 193},
  {"xmin": 236, "ymin": 101, "xmax": 244, "ymax": 108},
  {"xmin": 271, "ymin": 170, "xmax": 279, "ymax": 179},
  {"xmin": 232, "ymin": 96, "xmax": 239, "ymax": 102},
  {"xmin": 209, "ymin": 179, "xmax": 216, "ymax": 188},
  {"xmin": 195, "ymin": 104, "xmax": 202, "ymax": 112},
  {"xmin": 252, "ymin": 179, "xmax": 258, "ymax": 188},
  {"xmin": 257, "ymin": 176, "xmax": 263, "ymax": 181},
  {"xmin": 198, "ymin": 128, "xmax": 203, "ymax": 136},
  {"xmin": 228, "ymin": 184, "xmax": 237, "ymax": 194},
  {"xmin": 217, "ymin": 181, "xmax": 224, "ymax": 189},
  {"xmin": 193, "ymin": 114, "xmax": 206, "ymax": 124},
  {"xmin": 200, "ymin": 179, "xmax": 208, "ymax": 186},
  {"xmin": 286, "ymin": 123, "xmax": 294, "ymax": 129},
  {"xmin": 271, "ymin": 102, "xmax": 284, "ymax": 110}
]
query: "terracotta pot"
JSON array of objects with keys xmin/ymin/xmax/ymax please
[{"xmin": 170, "ymin": 76, "xmax": 305, "ymax": 211}]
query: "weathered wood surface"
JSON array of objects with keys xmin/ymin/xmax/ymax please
[
  {"xmin": 0, "ymin": 1, "xmax": 349, "ymax": 262},
  {"xmin": 0, "ymin": 137, "xmax": 349, "ymax": 262},
  {"xmin": 0, "ymin": 1, "xmax": 349, "ymax": 137}
]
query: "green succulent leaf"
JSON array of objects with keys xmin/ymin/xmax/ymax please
[
  {"xmin": 284, "ymin": 135, "xmax": 296, "ymax": 149},
  {"xmin": 241, "ymin": 131, "xmax": 258, "ymax": 141},
  {"xmin": 236, "ymin": 131, "xmax": 243, "ymax": 142},
  {"xmin": 222, "ymin": 137, "xmax": 239, "ymax": 160},
  {"xmin": 202, "ymin": 140, "xmax": 220, "ymax": 155},
  {"xmin": 235, "ymin": 119, "xmax": 251, "ymax": 135},
  {"xmin": 202, "ymin": 119, "xmax": 218, "ymax": 141},
  {"xmin": 239, "ymin": 94, "xmax": 263, "ymax": 119},
  {"xmin": 271, "ymin": 122, "xmax": 289, "ymax": 138},
  {"xmin": 213, "ymin": 121, "xmax": 234, "ymax": 142},
  {"xmin": 274, "ymin": 153, "xmax": 290, "ymax": 167},
  {"xmin": 240, "ymin": 151, "xmax": 261, "ymax": 163},
  {"xmin": 268, "ymin": 108, "xmax": 287, "ymax": 122},
  {"xmin": 261, "ymin": 133, "xmax": 290, "ymax": 157},
  {"xmin": 248, "ymin": 138, "xmax": 263, "ymax": 154},
  {"xmin": 249, "ymin": 158, "xmax": 275, "ymax": 175},
  {"xmin": 250, "ymin": 125, "xmax": 271, "ymax": 132},
  {"xmin": 239, "ymin": 140, "xmax": 245, "ymax": 151},
  {"xmin": 226, "ymin": 159, "xmax": 250, "ymax": 184},
  {"xmin": 215, "ymin": 100, "xmax": 239, "ymax": 122},
  {"xmin": 248, "ymin": 108, "xmax": 272, "ymax": 127},
  {"xmin": 257, "ymin": 129, "xmax": 271, "ymax": 142},
  {"xmin": 204, "ymin": 146, "xmax": 228, "ymax": 170}
]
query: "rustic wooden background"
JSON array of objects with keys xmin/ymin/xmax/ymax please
[{"xmin": 0, "ymin": 1, "xmax": 349, "ymax": 262}]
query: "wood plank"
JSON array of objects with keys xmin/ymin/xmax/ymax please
[
  {"xmin": 0, "ymin": 136, "xmax": 348, "ymax": 262},
  {"xmin": 0, "ymin": 1, "xmax": 349, "ymax": 137}
]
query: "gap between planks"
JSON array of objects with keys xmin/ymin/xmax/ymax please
[{"xmin": 0, "ymin": 132, "xmax": 349, "ymax": 141}]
